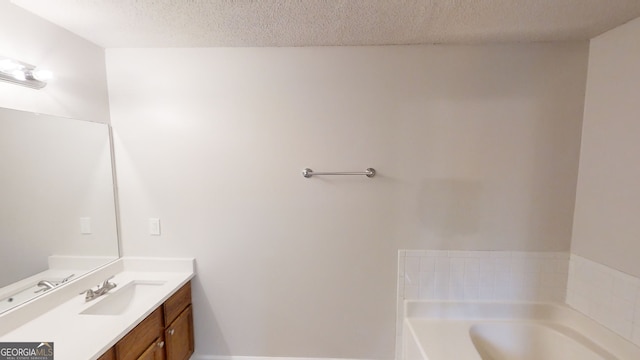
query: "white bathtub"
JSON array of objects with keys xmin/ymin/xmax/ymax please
[{"xmin": 402, "ymin": 301, "xmax": 640, "ymax": 360}]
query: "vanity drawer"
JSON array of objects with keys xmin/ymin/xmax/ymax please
[
  {"xmin": 116, "ymin": 307, "xmax": 164, "ymax": 360},
  {"xmin": 163, "ymin": 282, "xmax": 191, "ymax": 326}
]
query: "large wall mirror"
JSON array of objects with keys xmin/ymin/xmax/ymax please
[{"xmin": 0, "ymin": 107, "xmax": 119, "ymax": 313}]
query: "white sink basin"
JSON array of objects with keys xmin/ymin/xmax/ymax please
[{"xmin": 80, "ymin": 280, "xmax": 166, "ymax": 316}]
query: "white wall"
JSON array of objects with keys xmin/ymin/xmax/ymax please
[
  {"xmin": 106, "ymin": 43, "xmax": 588, "ymax": 359},
  {"xmin": 571, "ymin": 17, "xmax": 640, "ymax": 278},
  {"xmin": 0, "ymin": 0, "xmax": 110, "ymax": 123}
]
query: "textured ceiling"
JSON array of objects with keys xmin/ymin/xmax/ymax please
[{"xmin": 11, "ymin": 0, "xmax": 640, "ymax": 47}]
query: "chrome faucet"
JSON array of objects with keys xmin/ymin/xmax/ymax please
[
  {"xmin": 80, "ymin": 276, "xmax": 117, "ymax": 301},
  {"xmin": 34, "ymin": 273, "xmax": 76, "ymax": 294},
  {"xmin": 35, "ymin": 280, "xmax": 57, "ymax": 293}
]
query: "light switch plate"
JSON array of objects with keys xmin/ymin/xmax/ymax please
[
  {"xmin": 149, "ymin": 218, "xmax": 161, "ymax": 236},
  {"xmin": 80, "ymin": 217, "xmax": 91, "ymax": 234}
]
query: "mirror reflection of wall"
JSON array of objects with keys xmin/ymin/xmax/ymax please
[{"xmin": 0, "ymin": 107, "xmax": 119, "ymax": 312}]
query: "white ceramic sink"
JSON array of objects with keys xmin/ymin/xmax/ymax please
[{"xmin": 80, "ymin": 280, "xmax": 166, "ymax": 316}]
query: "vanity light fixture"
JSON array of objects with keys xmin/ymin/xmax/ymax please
[{"xmin": 0, "ymin": 56, "xmax": 52, "ymax": 89}]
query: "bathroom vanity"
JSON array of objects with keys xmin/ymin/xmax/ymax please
[
  {"xmin": 97, "ymin": 282, "xmax": 194, "ymax": 360},
  {"xmin": 0, "ymin": 258, "xmax": 195, "ymax": 360}
]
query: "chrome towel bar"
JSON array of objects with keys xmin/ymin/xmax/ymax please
[{"xmin": 302, "ymin": 168, "xmax": 376, "ymax": 178}]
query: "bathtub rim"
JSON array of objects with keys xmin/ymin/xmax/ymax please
[{"xmin": 402, "ymin": 300, "xmax": 640, "ymax": 360}]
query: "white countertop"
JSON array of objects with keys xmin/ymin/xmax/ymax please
[{"xmin": 0, "ymin": 258, "xmax": 195, "ymax": 360}]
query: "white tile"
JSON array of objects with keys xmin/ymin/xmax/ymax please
[
  {"xmin": 435, "ymin": 257, "xmax": 450, "ymax": 273},
  {"xmin": 495, "ymin": 271, "xmax": 513, "ymax": 288},
  {"xmin": 549, "ymin": 288, "xmax": 566, "ymax": 303},
  {"xmin": 405, "ymin": 256, "xmax": 419, "ymax": 274},
  {"xmin": 494, "ymin": 258, "xmax": 512, "ymax": 273},
  {"xmin": 405, "ymin": 250, "xmax": 425, "ymax": 257},
  {"xmin": 449, "ymin": 271, "xmax": 464, "ymax": 287},
  {"xmin": 450, "ymin": 257, "xmax": 465, "ymax": 273},
  {"xmin": 398, "ymin": 255, "xmax": 406, "ymax": 276},
  {"xmin": 404, "ymin": 285, "xmax": 419, "ymax": 300},
  {"xmin": 588, "ymin": 285, "xmax": 613, "ymax": 309},
  {"xmin": 609, "ymin": 316, "xmax": 633, "ymax": 339},
  {"xmin": 494, "ymin": 284, "xmax": 513, "ymax": 300},
  {"xmin": 419, "ymin": 257, "xmax": 436, "ymax": 272},
  {"xmin": 478, "ymin": 286, "xmax": 494, "ymax": 300},
  {"xmin": 404, "ymin": 257, "xmax": 419, "ymax": 286},
  {"xmin": 448, "ymin": 250, "xmax": 479, "ymax": 258},
  {"xmin": 568, "ymin": 291, "xmax": 590, "ymax": 314},
  {"xmin": 420, "ymin": 284, "xmax": 435, "ymax": 300},
  {"xmin": 464, "ymin": 287, "xmax": 479, "ymax": 300},
  {"xmin": 419, "ymin": 271, "xmax": 434, "ymax": 285},
  {"xmin": 545, "ymin": 272, "xmax": 567, "ymax": 289},
  {"xmin": 592, "ymin": 268, "xmax": 615, "ymax": 292},
  {"xmin": 419, "ymin": 272, "xmax": 435, "ymax": 300},
  {"xmin": 613, "ymin": 272, "xmax": 639, "ymax": 302},
  {"xmin": 478, "ymin": 272, "xmax": 495, "ymax": 288},
  {"xmin": 464, "ymin": 258, "xmax": 480, "ymax": 274},
  {"xmin": 589, "ymin": 301, "xmax": 610, "ymax": 323},
  {"xmin": 539, "ymin": 258, "xmax": 557, "ymax": 273},
  {"xmin": 424, "ymin": 250, "xmax": 448, "ymax": 257},
  {"xmin": 464, "ymin": 270, "xmax": 479, "ymax": 288},
  {"xmin": 434, "ymin": 272, "xmax": 449, "ymax": 299},
  {"xmin": 449, "ymin": 281, "xmax": 465, "ymax": 300},
  {"xmin": 611, "ymin": 296, "xmax": 635, "ymax": 322},
  {"xmin": 537, "ymin": 287, "xmax": 564, "ymax": 302},
  {"xmin": 478, "ymin": 258, "xmax": 495, "ymax": 274},
  {"xmin": 511, "ymin": 258, "xmax": 539, "ymax": 273}
]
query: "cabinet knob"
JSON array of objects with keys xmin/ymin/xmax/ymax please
[
  {"xmin": 169, "ymin": 329, "xmax": 175, "ymax": 335},
  {"xmin": 157, "ymin": 341, "xmax": 165, "ymax": 348}
]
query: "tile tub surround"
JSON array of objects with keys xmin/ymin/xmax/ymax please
[
  {"xmin": 567, "ymin": 254, "xmax": 640, "ymax": 346},
  {"xmin": 395, "ymin": 250, "xmax": 569, "ymax": 359}
]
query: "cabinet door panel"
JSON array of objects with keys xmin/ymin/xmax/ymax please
[
  {"xmin": 117, "ymin": 307, "xmax": 164, "ymax": 360},
  {"xmin": 165, "ymin": 305, "xmax": 194, "ymax": 360},
  {"xmin": 137, "ymin": 337, "xmax": 166, "ymax": 360}
]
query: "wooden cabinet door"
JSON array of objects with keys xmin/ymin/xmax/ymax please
[
  {"xmin": 165, "ymin": 305, "xmax": 194, "ymax": 360},
  {"xmin": 116, "ymin": 308, "xmax": 164, "ymax": 360},
  {"xmin": 137, "ymin": 337, "xmax": 166, "ymax": 360}
]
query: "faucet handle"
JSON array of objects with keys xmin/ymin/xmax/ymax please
[
  {"xmin": 80, "ymin": 288, "xmax": 95, "ymax": 301},
  {"xmin": 102, "ymin": 275, "xmax": 117, "ymax": 289}
]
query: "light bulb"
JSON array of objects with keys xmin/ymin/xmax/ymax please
[
  {"xmin": 11, "ymin": 69, "xmax": 26, "ymax": 81},
  {"xmin": 0, "ymin": 59, "xmax": 23, "ymax": 73},
  {"xmin": 32, "ymin": 68, "xmax": 53, "ymax": 81}
]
